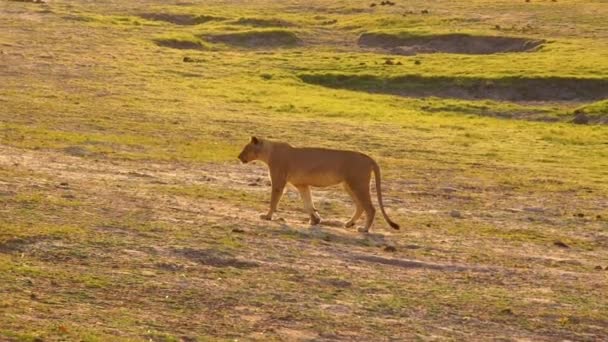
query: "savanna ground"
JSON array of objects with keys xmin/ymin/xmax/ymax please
[{"xmin": 1, "ymin": 0, "xmax": 608, "ymax": 340}]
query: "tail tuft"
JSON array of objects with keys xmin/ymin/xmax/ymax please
[{"xmin": 389, "ymin": 222, "xmax": 400, "ymax": 230}]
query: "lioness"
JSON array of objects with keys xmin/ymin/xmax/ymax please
[{"xmin": 238, "ymin": 136, "xmax": 400, "ymax": 232}]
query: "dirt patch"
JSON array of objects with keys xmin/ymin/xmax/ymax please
[
  {"xmin": 234, "ymin": 17, "xmax": 295, "ymax": 27},
  {"xmin": 0, "ymin": 236, "xmax": 44, "ymax": 253},
  {"xmin": 155, "ymin": 262, "xmax": 186, "ymax": 272},
  {"xmin": 298, "ymin": 73, "xmax": 608, "ymax": 102},
  {"xmin": 0, "ymin": 143, "xmax": 606, "ymax": 339},
  {"xmin": 276, "ymin": 328, "xmax": 319, "ymax": 341},
  {"xmin": 573, "ymin": 100, "xmax": 608, "ymax": 124},
  {"xmin": 7, "ymin": 0, "xmax": 46, "ymax": 3},
  {"xmin": 140, "ymin": 13, "xmax": 222, "ymax": 25},
  {"xmin": 174, "ymin": 247, "xmax": 259, "ymax": 269},
  {"xmin": 321, "ymin": 278, "xmax": 352, "ymax": 288},
  {"xmin": 0, "ymin": 238, "xmax": 88, "ymax": 263},
  {"xmin": 202, "ymin": 30, "xmax": 300, "ymax": 48},
  {"xmin": 153, "ymin": 39, "xmax": 203, "ymax": 50},
  {"xmin": 63, "ymin": 145, "xmax": 91, "ymax": 157},
  {"xmin": 358, "ymin": 32, "xmax": 545, "ymax": 55}
]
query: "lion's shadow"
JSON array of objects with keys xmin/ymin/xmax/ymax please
[{"xmin": 272, "ymin": 219, "xmax": 395, "ymax": 249}]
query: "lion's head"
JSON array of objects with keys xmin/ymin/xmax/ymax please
[{"xmin": 238, "ymin": 136, "xmax": 265, "ymax": 163}]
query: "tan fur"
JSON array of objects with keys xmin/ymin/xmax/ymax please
[{"xmin": 238, "ymin": 136, "xmax": 400, "ymax": 232}]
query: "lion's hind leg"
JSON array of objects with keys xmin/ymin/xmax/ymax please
[
  {"xmin": 345, "ymin": 178, "xmax": 375, "ymax": 233},
  {"xmin": 296, "ymin": 185, "xmax": 321, "ymax": 225},
  {"xmin": 343, "ymin": 183, "xmax": 363, "ymax": 228}
]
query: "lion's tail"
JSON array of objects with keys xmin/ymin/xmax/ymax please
[{"xmin": 372, "ymin": 161, "xmax": 400, "ymax": 230}]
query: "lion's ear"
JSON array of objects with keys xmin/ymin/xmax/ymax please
[{"xmin": 251, "ymin": 136, "xmax": 260, "ymax": 144}]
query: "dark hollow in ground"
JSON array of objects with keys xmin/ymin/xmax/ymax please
[
  {"xmin": 202, "ymin": 30, "xmax": 300, "ymax": 48},
  {"xmin": 234, "ymin": 17, "xmax": 295, "ymax": 27},
  {"xmin": 358, "ymin": 32, "xmax": 545, "ymax": 55},
  {"xmin": 299, "ymin": 74, "xmax": 608, "ymax": 102},
  {"xmin": 140, "ymin": 13, "xmax": 222, "ymax": 25},
  {"xmin": 154, "ymin": 39, "xmax": 202, "ymax": 50}
]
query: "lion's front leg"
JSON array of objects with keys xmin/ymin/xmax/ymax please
[{"xmin": 261, "ymin": 177, "xmax": 286, "ymax": 221}]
